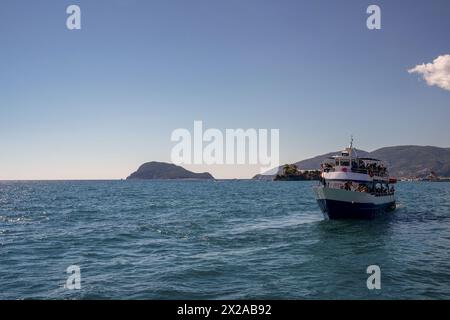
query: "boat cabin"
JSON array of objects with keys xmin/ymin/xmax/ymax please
[{"xmin": 321, "ymin": 148, "xmax": 388, "ymax": 178}]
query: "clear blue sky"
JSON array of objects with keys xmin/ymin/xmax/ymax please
[{"xmin": 1, "ymin": 0, "xmax": 449, "ymax": 179}]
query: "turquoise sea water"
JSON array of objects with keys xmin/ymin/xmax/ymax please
[{"xmin": 0, "ymin": 180, "xmax": 449, "ymax": 299}]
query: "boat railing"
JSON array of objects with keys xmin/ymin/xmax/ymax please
[
  {"xmin": 323, "ymin": 167, "xmax": 389, "ymax": 177},
  {"xmin": 324, "ymin": 182, "xmax": 395, "ymax": 196},
  {"xmin": 352, "ymin": 168, "xmax": 389, "ymax": 177}
]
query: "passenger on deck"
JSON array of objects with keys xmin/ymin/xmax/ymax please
[{"xmin": 357, "ymin": 184, "xmax": 369, "ymax": 193}]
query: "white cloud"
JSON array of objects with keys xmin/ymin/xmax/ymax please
[{"xmin": 408, "ymin": 54, "xmax": 450, "ymax": 91}]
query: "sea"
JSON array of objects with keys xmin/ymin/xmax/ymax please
[{"xmin": 0, "ymin": 180, "xmax": 449, "ymax": 299}]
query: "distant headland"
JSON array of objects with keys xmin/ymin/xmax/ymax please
[
  {"xmin": 127, "ymin": 162, "xmax": 214, "ymax": 180},
  {"xmin": 254, "ymin": 145, "xmax": 450, "ymax": 181},
  {"xmin": 126, "ymin": 145, "xmax": 450, "ymax": 181}
]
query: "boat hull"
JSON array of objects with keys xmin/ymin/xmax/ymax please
[{"xmin": 314, "ymin": 186, "xmax": 396, "ymax": 219}]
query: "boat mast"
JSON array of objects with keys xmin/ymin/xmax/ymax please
[
  {"xmin": 349, "ymin": 135, "xmax": 358, "ymax": 159},
  {"xmin": 349, "ymin": 135, "xmax": 353, "ymax": 162}
]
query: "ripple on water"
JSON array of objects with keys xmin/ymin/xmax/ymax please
[{"xmin": 0, "ymin": 181, "xmax": 450, "ymax": 299}]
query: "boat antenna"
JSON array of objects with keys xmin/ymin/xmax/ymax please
[{"xmin": 350, "ymin": 135, "xmax": 358, "ymax": 158}]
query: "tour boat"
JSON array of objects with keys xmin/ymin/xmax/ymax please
[{"xmin": 313, "ymin": 139, "xmax": 396, "ymax": 219}]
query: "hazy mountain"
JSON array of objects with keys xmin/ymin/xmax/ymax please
[
  {"xmin": 254, "ymin": 145, "xmax": 450, "ymax": 179},
  {"xmin": 370, "ymin": 146, "xmax": 450, "ymax": 178},
  {"xmin": 127, "ymin": 162, "xmax": 214, "ymax": 180}
]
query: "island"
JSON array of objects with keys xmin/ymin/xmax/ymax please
[
  {"xmin": 274, "ymin": 165, "xmax": 320, "ymax": 181},
  {"xmin": 126, "ymin": 162, "xmax": 215, "ymax": 180}
]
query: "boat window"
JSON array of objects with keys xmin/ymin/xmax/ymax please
[{"xmin": 340, "ymin": 160, "xmax": 350, "ymax": 166}]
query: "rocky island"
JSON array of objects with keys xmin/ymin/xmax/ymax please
[
  {"xmin": 274, "ymin": 165, "xmax": 321, "ymax": 181},
  {"xmin": 127, "ymin": 162, "xmax": 214, "ymax": 180}
]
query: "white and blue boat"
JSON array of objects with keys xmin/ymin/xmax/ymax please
[{"xmin": 313, "ymin": 140, "xmax": 397, "ymax": 219}]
